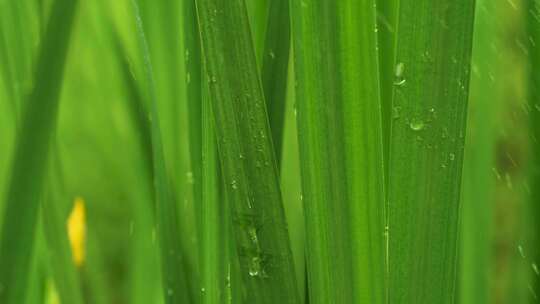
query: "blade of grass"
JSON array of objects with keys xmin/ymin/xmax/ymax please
[
  {"xmin": 184, "ymin": 0, "xmax": 204, "ymax": 245},
  {"xmin": 526, "ymin": 0, "xmax": 540, "ymax": 299},
  {"xmin": 246, "ymin": 0, "xmax": 269, "ymax": 65},
  {"xmin": 195, "ymin": 1, "xmax": 300, "ymax": 303},
  {"xmin": 200, "ymin": 84, "xmax": 230, "ymax": 304},
  {"xmin": 25, "ymin": 228, "xmax": 47, "ymax": 304},
  {"xmin": 387, "ymin": 1, "xmax": 476, "ymax": 303},
  {"xmin": 459, "ymin": 0, "xmax": 499, "ymax": 303},
  {"xmin": 0, "ymin": 0, "xmax": 78, "ymax": 303},
  {"xmin": 290, "ymin": 1, "xmax": 386, "ymax": 303},
  {"xmin": 376, "ymin": 0, "xmax": 398, "ymax": 184},
  {"xmin": 113, "ymin": 44, "xmax": 160, "ymax": 304},
  {"xmin": 260, "ymin": 0, "xmax": 290, "ymax": 166},
  {"xmin": 131, "ymin": 1, "xmax": 191, "ymax": 303}
]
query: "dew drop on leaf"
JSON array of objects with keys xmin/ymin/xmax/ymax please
[
  {"xmin": 394, "ymin": 62, "xmax": 406, "ymax": 86},
  {"xmin": 518, "ymin": 245, "xmax": 526, "ymax": 258},
  {"xmin": 249, "ymin": 257, "xmax": 261, "ymax": 277},
  {"xmin": 409, "ymin": 119, "xmax": 425, "ymax": 131}
]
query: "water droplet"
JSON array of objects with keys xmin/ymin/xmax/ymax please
[
  {"xmin": 409, "ymin": 119, "xmax": 425, "ymax": 131},
  {"xmin": 394, "ymin": 62, "xmax": 406, "ymax": 86},
  {"xmin": 449, "ymin": 153, "xmax": 455, "ymax": 161},
  {"xmin": 208, "ymin": 75, "xmax": 217, "ymax": 83},
  {"xmin": 231, "ymin": 180, "xmax": 238, "ymax": 190},
  {"xmin": 428, "ymin": 108, "xmax": 437, "ymax": 121},
  {"xmin": 248, "ymin": 226, "xmax": 259, "ymax": 245},
  {"xmin": 186, "ymin": 72, "xmax": 191, "ymax": 84},
  {"xmin": 533, "ymin": 263, "xmax": 539, "ymax": 275},
  {"xmin": 249, "ymin": 257, "xmax": 261, "ymax": 277},
  {"xmin": 519, "ymin": 245, "xmax": 526, "ymax": 258},
  {"xmin": 201, "ymin": 287, "xmax": 206, "ymax": 293},
  {"xmin": 269, "ymin": 51, "xmax": 275, "ymax": 59}
]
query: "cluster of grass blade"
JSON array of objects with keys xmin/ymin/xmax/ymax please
[{"xmin": 1, "ymin": 0, "xmax": 522, "ymax": 303}]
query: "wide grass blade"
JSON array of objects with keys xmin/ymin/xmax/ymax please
[
  {"xmin": 459, "ymin": 1, "xmax": 499, "ymax": 303},
  {"xmin": 290, "ymin": 1, "xmax": 385, "ymax": 303},
  {"xmin": 195, "ymin": 1, "xmax": 300, "ymax": 303},
  {"xmin": 131, "ymin": 1, "xmax": 190, "ymax": 302},
  {"xmin": 387, "ymin": 1, "xmax": 476, "ymax": 303},
  {"xmin": 0, "ymin": 0, "xmax": 78, "ymax": 303}
]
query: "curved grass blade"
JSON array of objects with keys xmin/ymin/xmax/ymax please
[
  {"xmin": 290, "ymin": 1, "xmax": 385, "ymax": 303},
  {"xmin": 131, "ymin": 1, "xmax": 190, "ymax": 303},
  {"xmin": 387, "ymin": 1, "xmax": 476, "ymax": 303},
  {"xmin": 195, "ymin": 1, "xmax": 300, "ymax": 303},
  {"xmin": 0, "ymin": 0, "xmax": 78, "ymax": 303},
  {"xmin": 260, "ymin": 0, "xmax": 290, "ymax": 165}
]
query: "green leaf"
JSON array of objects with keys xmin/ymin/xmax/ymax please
[
  {"xmin": 131, "ymin": 1, "xmax": 190, "ymax": 303},
  {"xmin": 260, "ymin": 0, "xmax": 290, "ymax": 165},
  {"xmin": 290, "ymin": 1, "xmax": 386, "ymax": 303},
  {"xmin": 0, "ymin": 0, "xmax": 78, "ymax": 303},
  {"xmin": 526, "ymin": 0, "xmax": 540, "ymax": 300},
  {"xmin": 200, "ymin": 84, "xmax": 231, "ymax": 304},
  {"xmin": 376, "ymin": 0, "xmax": 399, "ymax": 183},
  {"xmin": 195, "ymin": 1, "xmax": 300, "ymax": 303},
  {"xmin": 459, "ymin": 1, "xmax": 500, "ymax": 303},
  {"xmin": 184, "ymin": 0, "xmax": 204, "ymax": 244},
  {"xmin": 387, "ymin": 1, "xmax": 476, "ymax": 303}
]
